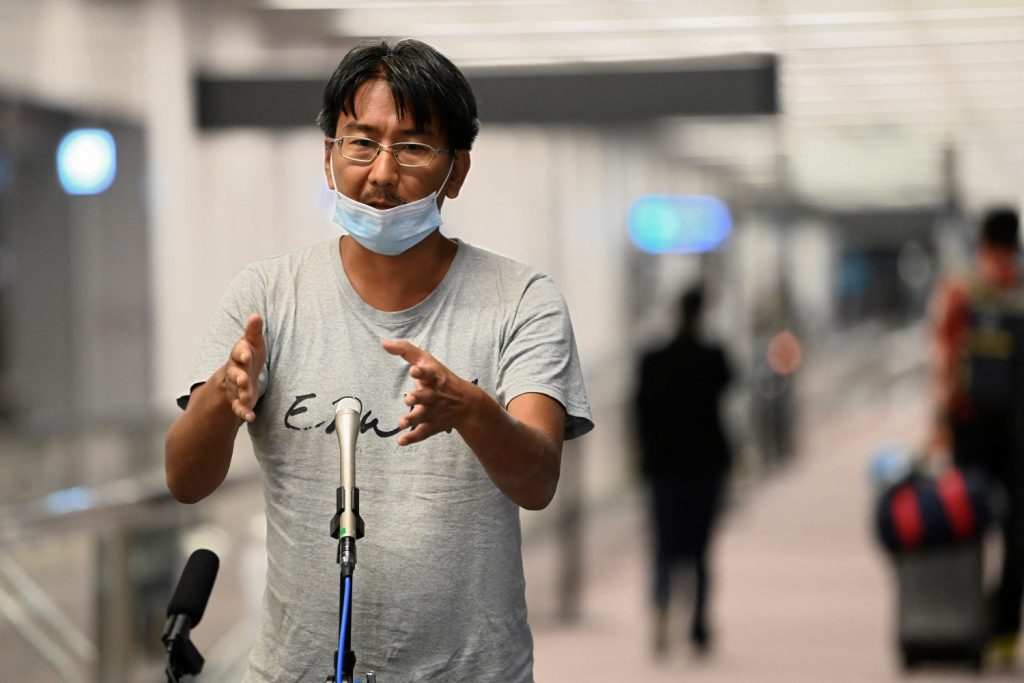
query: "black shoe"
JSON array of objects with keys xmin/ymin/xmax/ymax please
[{"xmin": 691, "ymin": 623, "xmax": 712, "ymax": 655}]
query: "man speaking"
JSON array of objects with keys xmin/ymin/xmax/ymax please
[{"xmin": 165, "ymin": 38, "xmax": 593, "ymax": 682}]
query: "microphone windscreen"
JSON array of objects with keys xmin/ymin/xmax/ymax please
[
  {"xmin": 166, "ymin": 548, "xmax": 220, "ymax": 626},
  {"xmin": 336, "ymin": 396, "xmax": 361, "ymax": 416}
]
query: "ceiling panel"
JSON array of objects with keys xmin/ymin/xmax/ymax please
[{"xmin": 242, "ymin": 0, "xmax": 1024, "ymax": 210}]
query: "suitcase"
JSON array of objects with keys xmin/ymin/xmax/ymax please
[{"xmin": 895, "ymin": 540, "xmax": 987, "ymax": 670}]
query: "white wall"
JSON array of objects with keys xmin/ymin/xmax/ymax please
[{"xmin": 0, "ymin": 0, "xmax": 147, "ymax": 119}]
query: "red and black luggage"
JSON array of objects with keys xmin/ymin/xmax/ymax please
[{"xmin": 874, "ymin": 464, "xmax": 994, "ymax": 670}]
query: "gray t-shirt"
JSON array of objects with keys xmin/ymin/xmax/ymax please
[{"xmin": 179, "ymin": 237, "xmax": 593, "ymax": 682}]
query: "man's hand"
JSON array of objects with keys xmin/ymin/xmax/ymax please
[
  {"xmin": 222, "ymin": 313, "xmax": 266, "ymax": 423},
  {"xmin": 382, "ymin": 339, "xmax": 478, "ymax": 446},
  {"xmin": 382, "ymin": 338, "xmax": 566, "ymax": 509}
]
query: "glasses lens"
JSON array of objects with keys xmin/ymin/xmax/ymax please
[
  {"xmin": 339, "ymin": 137, "xmax": 379, "ymax": 162},
  {"xmin": 393, "ymin": 143, "xmax": 435, "ymax": 168}
]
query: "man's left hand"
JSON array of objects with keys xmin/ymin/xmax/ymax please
[{"xmin": 382, "ymin": 339, "xmax": 479, "ymax": 446}]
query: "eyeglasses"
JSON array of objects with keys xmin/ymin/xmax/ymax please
[{"xmin": 329, "ymin": 136, "xmax": 450, "ymax": 168}]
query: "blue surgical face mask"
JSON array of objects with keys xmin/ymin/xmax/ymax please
[{"xmin": 330, "ymin": 161, "xmax": 454, "ymax": 256}]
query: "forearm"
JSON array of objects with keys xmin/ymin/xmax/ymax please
[
  {"xmin": 165, "ymin": 366, "xmax": 243, "ymax": 503},
  {"xmin": 457, "ymin": 387, "xmax": 563, "ymax": 511}
]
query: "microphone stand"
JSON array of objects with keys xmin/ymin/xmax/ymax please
[{"xmin": 327, "ymin": 404, "xmax": 367, "ymax": 683}]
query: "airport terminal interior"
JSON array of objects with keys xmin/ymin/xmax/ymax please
[{"xmin": 1, "ymin": 0, "xmax": 1024, "ymax": 681}]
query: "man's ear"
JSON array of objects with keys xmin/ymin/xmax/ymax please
[
  {"xmin": 323, "ymin": 138, "xmax": 336, "ymax": 190},
  {"xmin": 443, "ymin": 150, "xmax": 471, "ymax": 199}
]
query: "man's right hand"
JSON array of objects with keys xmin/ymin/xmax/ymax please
[{"xmin": 221, "ymin": 313, "xmax": 266, "ymax": 423}]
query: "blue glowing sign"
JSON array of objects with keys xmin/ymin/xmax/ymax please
[
  {"xmin": 44, "ymin": 486, "xmax": 94, "ymax": 514},
  {"xmin": 627, "ymin": 194, "xmax": 732, "ymax": 254},
  {"xmin": 57, "ymin": 128, "xmax": 117, "ymax": 195}
]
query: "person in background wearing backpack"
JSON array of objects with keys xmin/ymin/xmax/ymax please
[{"xmin": 930, "ymin": 206, "xmax": 1024, "ymax": 667}]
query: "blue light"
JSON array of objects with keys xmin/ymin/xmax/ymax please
[
  {"xmin": 44, "ymin": 486, "xmax": 94, "ymax": 514},
  {"xmin": 57, "ymin": 128, "xmax": 117, "ymax": 195},
  {"xmin": 627, "ymin": 194, "xmax": 732, "ymax": 254}
]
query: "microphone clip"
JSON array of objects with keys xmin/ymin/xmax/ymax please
[
  {"xmin": 330, "ymin": 486, "xmax": 366, "ymax": 576},
  {"xmin": 162, "ymin": 614, "xmax": 204, "ymax": 682},
  {"xmin": 329, "ymin": 486, "xmax": 366, "ymax": 542}
]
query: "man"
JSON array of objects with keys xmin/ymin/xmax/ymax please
[
  {"xmin": 931, "ymin": 207, "xmax": 1023, "ymax": 666},
  {"xmin": 165, "ymin": 38, "xmax": 593, "ymax": 682},
  {"xmin": 634, "ymin": 286, "xmax": 732, "ymax": 656}
]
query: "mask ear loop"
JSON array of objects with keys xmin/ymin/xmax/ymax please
[
  {"xmin": 435, "ymin": 156, "xmax": 456, "ymax": 197},
  {"xmin": 329, "ymin": 149, "xmax": 342, "ymax": 197}
]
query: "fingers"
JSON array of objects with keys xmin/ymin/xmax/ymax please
[
  {"xmin": 408, "ymin": 364, "xmax": 437, "ymax": 389},
  {"xmin": 232, "ymin": 398, "xmax": 256, "ymax": 423},
  {"xmin": 230, "ymin": 315, "xmax": 265, "ymax": 366},
  {"xmin": 223, "ymin": 363, "xmax": 258, "ymax": 422},
  {"xmin": 383, "ymin": 341, "xmax": 438, "ymax": 384},
  {"xmin": 244, "ymin": 313, "xmax": 264, "ymax": 348},
  {"xmin": 382, "ymin": 339, "xmax": 425, "ymax": 363},
  {"xmin": 384, "ymin": 340, "xmax": 440, "ymax": 391},
  {"xmin": 223, "ymin": 375, "xmax": 257, "ymax": 422},
  {"xmin": 229, "ymin": 338, "xmax": 251, "ymax": 365},
  {"xmin": 396, "ymin": 420, "xmax": 439, "ymax": 446},
  {"xmin": 403, "ymin": 389, "xmax": 436, "ymax": 407},
  {"xmin": 408, "ymin": 365, "xmax": 431, "ymax": 380},
  {"xmin": 395, "ymin": 401, "xmax": 437, "ymax": 442},
  {"xmin": 225, "ymin": 362, "xmax": 244, "ymax": 387},
  {"xmin": 224, "ymin": 314, "xmax": 265, "ymax": 423},
  {"xmin": 397, "ymin": 402, "xmax": 426, "ymax": 428},
  {"xmin": 383, "ymin": 340, "xmax": 457, "ymax": 445}
]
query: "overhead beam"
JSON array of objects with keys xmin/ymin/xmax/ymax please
[{"xmin": 195, "ymin": 54, "xmax": 778, "ymax": 129}]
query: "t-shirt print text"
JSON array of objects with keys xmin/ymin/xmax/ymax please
[{"xmin": 282, "ymin": 383, "xmax": 478, "ymax": 439}]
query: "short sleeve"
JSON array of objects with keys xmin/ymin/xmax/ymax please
[
  {"xmin": 175, "ymin": 265, "xmax": 270, "ymax": 410},
  {"xmin": 496, "ymin": 275, "xmax": 594, "ymax": 440}
]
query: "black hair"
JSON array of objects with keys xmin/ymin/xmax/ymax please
[
  {"xmin": 316, "ymin": 38, "xmax": 479, "ymax": 151},
  {"xmin": 979, "ymin": 206, "xmax": 1020, "ymax": 252}
]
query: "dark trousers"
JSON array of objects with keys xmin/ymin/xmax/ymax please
[
  {"xmin": 953, "ymin": 417, "xmax": 1024, "ymax": 636},
  {"xmin": 995, "ymin": 476, "xmax": 1024, "ymax": 635},
  {"xmin": 648, "ymin": 474, "xmax": 725, "ymax": 635}
]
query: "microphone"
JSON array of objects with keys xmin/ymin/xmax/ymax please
[
  {"xmin": 336, "ymin": 398, "xmax": 360, "ymax": 541},
  {"xmin": 162, "ymin": 549, "xmax": 219, "ymax": 681},
  {"xmin": 167, "ymin": 549, "xmax": 219, "ymax": 626},
  {"xmin": 331, "ymin": 398, "xmax": 364, "ymax": 576}
]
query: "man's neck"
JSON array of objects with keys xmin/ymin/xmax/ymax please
[{"xmin": 339, "ymin": 231, "xmax": 459, "ymax": 312}]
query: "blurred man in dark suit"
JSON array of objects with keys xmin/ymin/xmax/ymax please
[{"xmin": 635, "ymin": 285, "xmax": 733, "ymax": 657}]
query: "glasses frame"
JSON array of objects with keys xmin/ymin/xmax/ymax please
[{"xmin": 329, "ymin": 136, "xmax": 451, "ymax": 168}]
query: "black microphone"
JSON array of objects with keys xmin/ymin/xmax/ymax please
[
  {"xmin": 162, "ymin": 549, "xmax": 219, "ymax": 681},
  {"xmin": 167, "ymin": 548, "xmax": 219, "ymax": 625}
]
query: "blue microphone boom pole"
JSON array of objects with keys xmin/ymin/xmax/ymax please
[{"xmin": 328, "ymin": 398, "xmax": 365, "ymax": 683}]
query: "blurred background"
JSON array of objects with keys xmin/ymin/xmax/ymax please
[{"xmin": 1, "ymin": 0, "xmax": 1022, "ymax": 680}]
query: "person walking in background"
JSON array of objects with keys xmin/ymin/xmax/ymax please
[
  {"xmin": 634, "ymin": 285, "xmax": 733, "ymax": 657},
  {"xmin": 930, "ymin": 207, "xmax": 1024, "ymax": 667}
]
